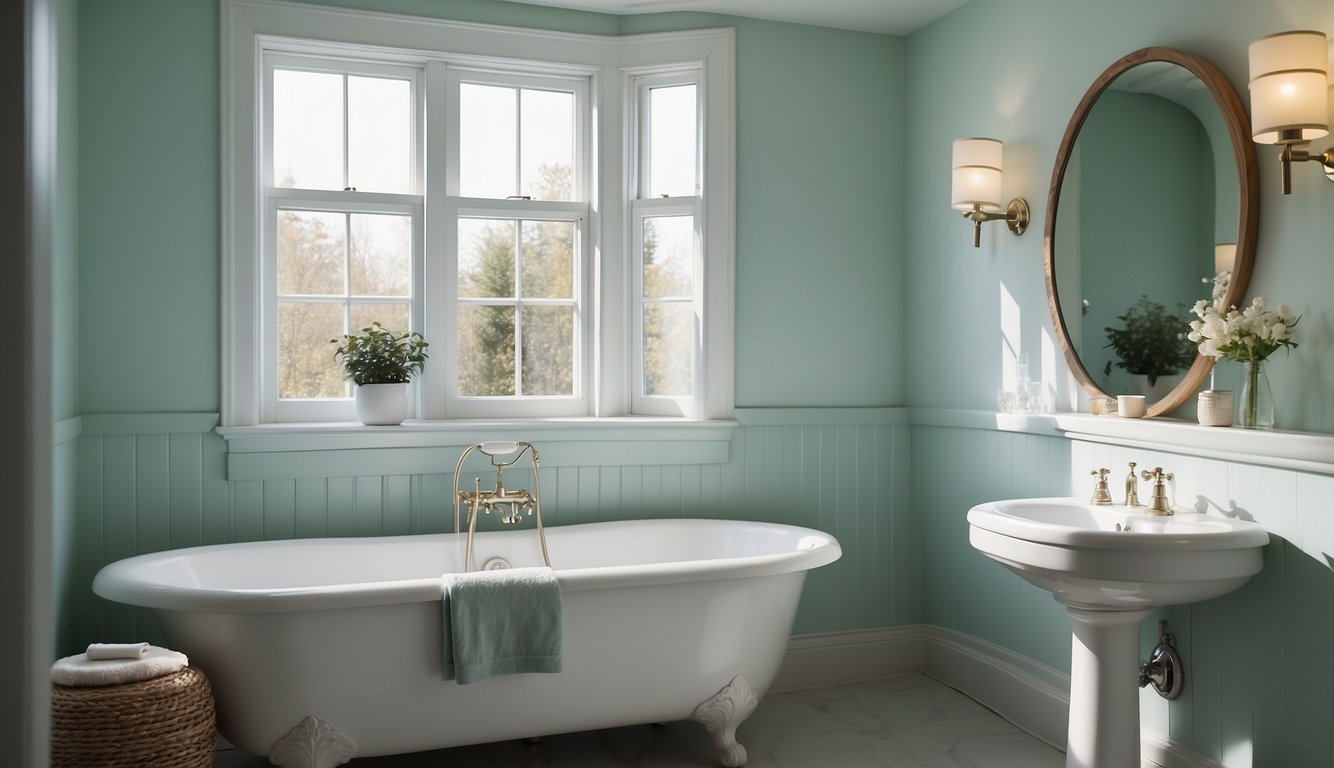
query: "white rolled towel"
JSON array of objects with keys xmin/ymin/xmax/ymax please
[
  {"xmin": 51, "ymin": 644, "xmax": 188, "ymax": 687},
  {"xmin": 85, "ymin": 642, "xmax": 150, "ymax": 660}
]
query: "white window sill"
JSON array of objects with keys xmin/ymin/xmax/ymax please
[{"xmin": 217, "ymin": 418, "xmax": 737, "ymax": 481}]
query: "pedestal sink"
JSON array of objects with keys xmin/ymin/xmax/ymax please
[{"xmin": 967, "ymin": 497, "xmax": 1268, "ymax": 768}]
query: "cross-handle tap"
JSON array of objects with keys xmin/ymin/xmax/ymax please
[
  {"xmin": 1139, "ymin": 467, "xmax": 1175, "ymax": 516},
  {"xmin": 1124, "ymin": 462, "xmax": 1140, "ymax": 507},
  {"xmin": 1090, "ymin": 468, "xmax": 1113, "ymax": 506}
]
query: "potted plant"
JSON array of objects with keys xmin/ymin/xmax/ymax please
[
  {"xmin": 331, "ymin": 322, "xmax": 429, "ymax": 425},
  {"xmin": 1103, "ymin": 295, "xmax": 1196, "ymax": 397}
]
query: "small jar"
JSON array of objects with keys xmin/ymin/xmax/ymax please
[{"xmin": 1197, "ymin": 390, "xmax": 1234, "ymax": 427}]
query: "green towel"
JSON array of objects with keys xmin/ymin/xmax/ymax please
[{"xmin": 442, "ymin": 566, "xmax": 563, "ymax": 684}]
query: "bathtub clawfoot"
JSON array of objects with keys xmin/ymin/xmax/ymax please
[
  {"xmin": 690, "ymin": 674, "xmax": 758, "ymax": 767},
  {"xmin": 269, "ymin": 715, "xmax": 358, "ymax": 768}
]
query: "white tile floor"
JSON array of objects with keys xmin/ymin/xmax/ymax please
[{"xmin": 213, "ymin": 674, "xmax": 1065, "ymax": 767}]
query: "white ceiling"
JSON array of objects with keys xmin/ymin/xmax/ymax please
[{"xmin": 503, "ymin": 0, "xmax": 971, "ymax": 36}]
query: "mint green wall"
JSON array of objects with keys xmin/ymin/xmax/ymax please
[
  {"xmin": 78, "ymin": 0, "xmax": 219, "ymax": 412},
  {"xmin": 905, "ymin": 0, "xmax": 1334, "ymax": 431}
]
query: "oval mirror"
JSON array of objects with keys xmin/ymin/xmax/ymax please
[{"xmin": 1045, "ymin": 47, "xmax": 1258, "ymax": 418}]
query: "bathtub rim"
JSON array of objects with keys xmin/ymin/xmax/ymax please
[{"xmin": 93, "ymin": 518, "xmax": 842, "ymax": 614}]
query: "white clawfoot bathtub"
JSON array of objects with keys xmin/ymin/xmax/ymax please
[{"xmin": 93, "ymin": 519, "xmax": 841, "ymax": 767}]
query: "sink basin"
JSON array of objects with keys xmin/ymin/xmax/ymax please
[
  {"xmin": 968, "ymin": 497, "xmax": 1269, "ymax": 609},
  {"xmin": 968, "ymin": 496, "xmax": 1269, "ymax": 768}
]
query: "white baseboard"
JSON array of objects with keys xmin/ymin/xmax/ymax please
[
  {"xmin": 770, "ymin": 625, "xmax": 924, "ymax": 693},
  {"xmin": 778, "ymin": 625, "xmax": 1221, "ymax": 768},
  {"xmin": 1141, "ymin": 729, "xmax": 1226, "ymax": 768},
  {"xmin": 920, "ymin": 626, "xmax": 1070, "ymax": 751}
]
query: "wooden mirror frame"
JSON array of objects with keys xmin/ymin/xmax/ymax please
[{"xmin": 1044, "ymin": 47, "xmax": 1259, "ymax": 417}]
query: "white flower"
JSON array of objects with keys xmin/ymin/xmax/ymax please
[{"xmin": 1187, "ymin": 280, "xmax": 1299, "ymax": 363}]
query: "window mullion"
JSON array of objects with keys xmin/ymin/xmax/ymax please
[{"xmin": 424, "ymin": 60, "xmax": 451, "ymax": 420}]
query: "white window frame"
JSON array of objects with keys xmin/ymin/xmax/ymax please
[
  {"xmin": 439, "ymin": 68, "xmax": 592, "ymax": 419},
  {"xmin": 628, "ymin": 70, "xmax": 703, "ymax": 417},
  {"xmin": 221, "ymin": 0, "xmax": 734, "ymax": 428},
  {"xmin": 261, "ymin": 55, "xmax": 424, "ymax": 423}
]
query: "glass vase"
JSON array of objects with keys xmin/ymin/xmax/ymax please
[{"xmin": 1239, "ymin": 360, "xmax": 1273, "ymax": 430}]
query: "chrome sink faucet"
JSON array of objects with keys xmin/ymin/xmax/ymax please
[{"xmin": 1140, "ymin": 467, "xmax": 1175, "ymax": 516}]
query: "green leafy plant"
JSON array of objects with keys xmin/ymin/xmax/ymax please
[
  {"xmin": 1103, "ymin": 295, "xmax": 1195, "ymax": 386},
  {"xmin": 331, "ymin": 322, "xmax": 429, "ymax": 386}
]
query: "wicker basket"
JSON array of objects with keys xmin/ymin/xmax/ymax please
[{"xmin": 52, "ymin": 666, "xmax": 215, "ymax": 768}]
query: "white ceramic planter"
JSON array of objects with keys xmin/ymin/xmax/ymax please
[{"xmin": 354, "ymin": 383, "xmax": 410, "ymax": 426}]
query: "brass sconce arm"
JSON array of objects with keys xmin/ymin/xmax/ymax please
[
  {"xmin": 960, "ymin": 199, "xmax": 1030, "ymax": 248},
  {"xmin": 1276, "ymin": 139, "xmax": 1334, "ymax": 194}
]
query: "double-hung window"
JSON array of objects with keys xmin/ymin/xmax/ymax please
[
  {"xmin": 630, "ymin": 72, "xmax": 701, "ymax": 417},
  {"xmin": 442, "ymin": 70, "xmax": 590, "ymax": 418},
  {"xmin": 263, "ymin": 57, "xmax": 423, "ymax": 423},
  {"xmin": 222, "ymin": 0, "xmax": 734, "ymax": 428}
]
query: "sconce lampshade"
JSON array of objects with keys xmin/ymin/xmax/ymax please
[
  {"xmin": 1249, "ymin": 30, "xmax": 1330, "ymax": 144},
  {"xmin": 951, "ymin": 137, "xmax": 1004, "ymax": 212}
]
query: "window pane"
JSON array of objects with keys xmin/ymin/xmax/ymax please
[
  {"xmin": 458, "ymin": 305, "xmax": 515, "ymax": 396},
  {"xmin": 350, "ymin": 213, "xmax": 411, "ymax": 297},
  {"xmin": 643, "ymin": 301, "xmax": 693, "ymax": 397},
  {"xmin": 278, "ymin": 301, "xmax": 347, "ymax": 399},
  {"xmin": 348, "ymin": 76, "xmax": 411, "ymax": 194},
  {"xmin": 459, "ymin": 219, "xmax": 515, "ymax": 298},
  {"xmin": 277, "ymin": 210, "xmax": 346, "ymax": 296},
  {"xmin": 349, "ymin": 303, "xmax": 410, "ymax": 337},
  {"xmin": 273, "ymin": 70, "xmax": 343, "ymax": 190},
  {"xmin": 521, "ymin": 89, "xmax": 574, "ymax": 201},
  {"xmin": 521, "ymin": 220, "xmax": 573, "ymax": 299},
  {"xmin": 522, "ymin": 306, "xmax": 574, "ymax": 396},
  {"xmin": 648, "ymin": 84, "xmax": 697, "ymax": 198},
  {"xmin": 642, "ymin": 216, "xmax": 693, "ymax": 298},
  {"xmin": 460, "ymin": 84, "xmax": 517, "ymax": 198}
]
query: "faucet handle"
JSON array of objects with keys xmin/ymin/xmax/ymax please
[
  {"xmin": 1139, "ymin": 467, "xmax": 1175, "ymax": 515},
  {"xmin": 1090, "ymin": 468, "xmax": 1113, "ymax": 505},
  {"xmin": 1140, "ymin": 467, "xmax": 1173, "ymax": 484}
]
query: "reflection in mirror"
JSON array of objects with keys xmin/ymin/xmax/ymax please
[{"xmin": 1045, "ymin": 48, "xmax": 1257, "ymax": 418}]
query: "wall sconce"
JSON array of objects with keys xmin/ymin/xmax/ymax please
[
  {"xmin": 950, "ymin": 137, "xmax": 1029, "ymax": 247},
  {"xmin": 1248, "ymin": 30, "xmax": 1334, "ymax": 194}
]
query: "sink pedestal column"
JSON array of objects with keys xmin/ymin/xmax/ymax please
[{"xmin": 1062, "ymin": 604, "xmax": 1151, "ymax": 768}]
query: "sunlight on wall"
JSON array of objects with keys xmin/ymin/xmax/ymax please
[
  {"xmin": 1042, "ymin": 326, "xmax": 1079, "ymax": 411},
  {"xmin": 1222, "ymin": 737, "xmax": 1253, "ymax": 767},
  {"xmin": 1000, "ymin": 281, "xmax": 1022, "ymax": 390}
]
